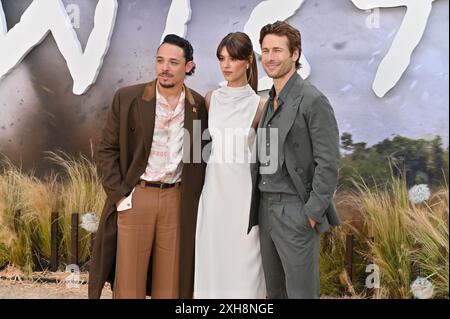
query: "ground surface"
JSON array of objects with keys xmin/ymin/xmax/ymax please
[{"xmin": 0, "ymin": 267, "xmax": 112, "ymax": 299}]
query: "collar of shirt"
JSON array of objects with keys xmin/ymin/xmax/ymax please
[
  {"xmin": 156, "ymin": 85, "xmax": 185, "ymax": 116},
  {"xmin": 268, "ymin": 71, "xmax": 300, "ymax": 107}
]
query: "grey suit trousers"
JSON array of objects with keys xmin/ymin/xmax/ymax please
[{"xmin": 259, "ymin": 192, "xmax": 320, "ymax": 299}]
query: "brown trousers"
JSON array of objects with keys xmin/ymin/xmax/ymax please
[{"xmin": 113, "ymin": 182, "xmax": 181, "ymax": 299}]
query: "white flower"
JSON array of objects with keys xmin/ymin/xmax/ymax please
[
  {"xmin": 80, "ymin": 213, "xmax": 99, "ymax": 233},
  {"xmin": 411, "ymin": 276, "xmax": 434, "ymax": 299},
  {"xmin": 408, "ymin": 184, "xmax": 431, "ymax": 204}
]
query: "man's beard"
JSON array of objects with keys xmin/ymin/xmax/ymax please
[
  {"xmin": 158, "ymin": 73, "xmax": 177, "ymax": 88},
  {"xmin": 266, "ymin": 65, "xmax": 291, "ymax": 80},
  {"xmin": 159, "ymin": 81, "xmax": 176, "ymax": 88},
  {"xmin": 264, "ymin": 60, "xmax": 296, "ymax": 80}
]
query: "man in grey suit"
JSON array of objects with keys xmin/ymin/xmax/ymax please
[{"xmin": 248, "ymin": 21, "xmax": 341, "ymax": 299}]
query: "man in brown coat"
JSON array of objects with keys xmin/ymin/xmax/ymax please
[{"xmin": 88, "ymin": 34, "xmax": 208, "ymax": 299}]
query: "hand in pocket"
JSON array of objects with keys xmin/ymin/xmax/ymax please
[
  {"xmin": 116, "ymin": 188, "xmax": 135, "ymax": 212},
  {"xmin": 307, "ymin": 216, "xmax": 316, "ymax": 229}
]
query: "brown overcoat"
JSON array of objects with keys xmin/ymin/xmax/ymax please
[{"xmin": 88, "ymin": 80, "xmax": 208, "ymax": 299}]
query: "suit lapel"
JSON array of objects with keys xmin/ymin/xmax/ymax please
[
  {"xmin": 277, "ymin": 76, "xmax": 305, "ymax": 147},
  {"xmin": 258, "ymin": 100, "xmax": 270, "ymax": 129},
  {"xmin": 277, "ymin": 94, "xmax": 303, "ymax": 146},
  {"xmin": 252, "ymin": 100, "xmax": 270, "ymax": 174}
]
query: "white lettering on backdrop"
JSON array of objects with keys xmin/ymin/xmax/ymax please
[
  {"xmin": 0, "ymin": 0, "xmax": 118, "ymax": 95},
  {"xmin": 0, "ymin": 0, "xmax": 440, "ymax": 97},
  {"xmin": 160, "ymin": 0, "xmax": 192, "ymax": 43},
  {"xmin": 352, "ymin": 0, "xmax": 437, "ymax": 97}
]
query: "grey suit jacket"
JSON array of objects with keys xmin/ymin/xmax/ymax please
[{"xmin": 248, "ymin": 73, "xmax": 341, "ymax": 234}]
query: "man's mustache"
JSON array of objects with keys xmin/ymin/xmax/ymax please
[{"xmin": 158, "ymin": 72, "xmax": 174, "ymax": 77}]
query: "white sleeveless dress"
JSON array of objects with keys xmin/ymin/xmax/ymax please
[{"xmin": 194, "ymin": 84, "xmax": 267, "ymax": 299}]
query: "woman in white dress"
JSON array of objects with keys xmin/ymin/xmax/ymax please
[{"xmin": 194, "ymin": 32, "xmax": 267, "ymax": 298}]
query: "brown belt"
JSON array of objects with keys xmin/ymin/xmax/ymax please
[{"xmin": 139, "ymin": 180, "xmax": 181, "ymax": 189}]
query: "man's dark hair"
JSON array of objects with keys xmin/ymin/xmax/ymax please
[{"xmin": 159, "ymin": 34, "xmax": 196, "ymax": 76}]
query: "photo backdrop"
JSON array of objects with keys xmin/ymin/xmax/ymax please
[{"xmin": 0, "ymin": 0, "xmax": 448, "ymax": 175}]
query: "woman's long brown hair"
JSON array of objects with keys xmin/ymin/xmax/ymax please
[{"xmin": 216, "ymin": 32, "xmax": 258, "ymax": 93}]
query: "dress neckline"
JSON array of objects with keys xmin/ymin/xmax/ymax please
[{"xmin": 215, "ymin": 84, "xmax": 255, "ymax": 102}]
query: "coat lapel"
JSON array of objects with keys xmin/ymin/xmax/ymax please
[
  {"xmin": 277, "ymin": 94, "xmax": 303, "ymax": 147},
  {"xmin": 182, "ymin": 84, "xmax": 196, "ymax": 164},
  {"xmin": 251, "ymin": 100, "xmax": 269, "ymax": 176},
  {"xmin": 258, "ymin": 100, "xmax": 270, "ymax": 130},
  {"xmin": 277, "ymin": 76, "xmax": 305, "ymax": 147},
  {"xmin": 255, "ymin": 100, "xmax": 269, "ymax": 161},
  {"xmin": 138, "ymin": 81, "xmax": 157, "ymax": 158}
]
